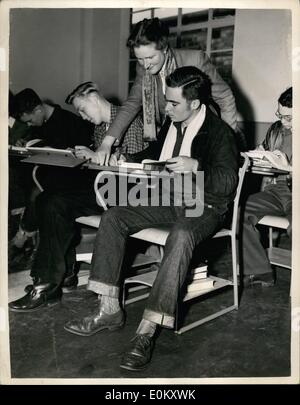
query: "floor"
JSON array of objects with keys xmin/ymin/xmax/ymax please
[{"xmin": 8, "ymin": 232, "xmax": 292, "ymax": 380}]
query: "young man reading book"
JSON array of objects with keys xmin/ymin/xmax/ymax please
[
  {"xmin": 64, "ymin": 66, "xmax": 239, "ymax": 371},
  {"xmin": 240, "ymin": 87, "xmax": 292, "ymax": 287}
]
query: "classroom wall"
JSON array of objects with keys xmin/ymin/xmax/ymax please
[
  {"xmin": 9, "ymin": 8, "xmax": 292, "ymax": 146},
  {"xmin": 232, "ymin": 9, "xmax": 292, "ymax": 146},
  {"xmin": 9, "ymin": 8, "xmax": 130, "ymax": 110}
]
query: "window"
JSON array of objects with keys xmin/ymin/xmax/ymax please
[{"xmin": 129, "ymin": 8, "xmax": 235, "ymax": 88}]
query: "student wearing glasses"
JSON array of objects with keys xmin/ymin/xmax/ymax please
[{"xmin": 240, "ymin": 87, "xmax": 292, "ymax": 287}]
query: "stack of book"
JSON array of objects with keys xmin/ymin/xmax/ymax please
[{"xmin": 186, "ymin": 263, "xmax": 215, "ymax": 293}]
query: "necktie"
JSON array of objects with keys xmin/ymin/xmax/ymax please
[{"xmin": 172, "ymin": 122, "xmax": 187, "ymax": 158}]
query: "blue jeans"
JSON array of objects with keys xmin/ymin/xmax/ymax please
[{"xmin": 88, "ymin": 204, "xmax": 226, "ymax": 328}]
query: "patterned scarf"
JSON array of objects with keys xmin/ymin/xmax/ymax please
[{"xmin": 142, "ymin": 48, "xmax": 177, "ymax": 141}]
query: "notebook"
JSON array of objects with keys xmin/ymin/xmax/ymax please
[{"xmin": 21, "ymin": 147, "xmax": 88, "ymax": 168}]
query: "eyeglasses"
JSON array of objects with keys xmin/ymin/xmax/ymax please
[{"xmin": 275, "ymin": 111, "xmax": 292, "ymax": 122}]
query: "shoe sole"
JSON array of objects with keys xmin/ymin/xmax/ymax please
[
  {"xmin": 244, "ymin": 281, "xmax": 275, "ymax": 288},
  {"xmin": 119, "ymin": 363, "xmax": 149, "ymax": 371},
  {"xmin": 62, "ymin": 285, "xmax": 78, "ymax": 294},
  {"xmin": 9, "ymin": 298, "xmax": 62, "ymax": 313},
  {"xmin": 63, "ymin": 322, "xmax": 124, "ymax": 337}
]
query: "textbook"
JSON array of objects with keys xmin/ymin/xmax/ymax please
[
  {"xmin": 186, "ymin": 277, "xmax": 215, "ymax": 293},
  {"xmin": 118, "ymin": 162, "xmax": 144, "ymax": 170},
  {"xmin": 8, "ymin": 145, "xmax": 29, "ymax": 155},
  {"xmin": 142, "ymin": 159, "xmax": 168, "ymax": 171},
  {"xmin": 188, "ymin": 264, "xmax": 208, "ymax": 279},
  {"xmin": 245, "ymin": 150, "xmax": 291, "ymax": 171},
  {"xmin": 118, "ymin": 160, "xmax": 168, "ymax": 171},
  {"xmin": 187, "ymin": 263, "xmax": 208, "ymax": 281}
]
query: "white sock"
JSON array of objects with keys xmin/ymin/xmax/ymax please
[
  {"xmin": 100, "ymin": 295, "xmax": 120, "ymax": 314},
  {"xmin": 136, "ymin": 318, "xmax": 157, "ymax": 337}
]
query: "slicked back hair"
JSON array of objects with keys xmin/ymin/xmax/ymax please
[
  {"xmin": 166, "ymin": 66, "xmax": 212, "ymax": 106},
  {"xmin": 278, "ymin": 87, "xmax": 292, "ymax": 108},
  {"xmin": 65, "ymin": 81, "xmax": 100, "ymax": 105}
]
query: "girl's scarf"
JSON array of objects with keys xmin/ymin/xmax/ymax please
[{"xmin": 142, "ymin": 48, "xmax": 177, "ymax": 141}]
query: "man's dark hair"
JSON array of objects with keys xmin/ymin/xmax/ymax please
[
  {"xmin": 278, "ymin": 87, "xmax": 292, "ymax": 108},
  {"xmin": 127, "ymin": 18, "xmax": 169, "ymax": 50},
  {"xmin": 14, "ymin": 88, "xmax": 42, "ymax": 118},
  {"xmin": 166, "ymin": 66, "xmax": 212, "ymax": 106}
]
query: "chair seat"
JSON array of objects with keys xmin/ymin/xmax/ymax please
[
  {"xmin": 76, "ymin": 215, "xmax": 101, "ymax": 228},
  {"xmin": 131, "ymin": 226, "xmax": 232, "ymax": 246},
  {"xmin": 267, "ymin": 247, "xmax": 291, "ymax": 269},
  {"xmin": 131, "ymin": 226, "xmax": 171, "ymax": 245},
  {"xmin": 258, "ymin": 215, "xmax": 289, "ymax": 229}
]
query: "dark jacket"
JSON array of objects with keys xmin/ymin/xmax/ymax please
[
  {"xmin": 36, "ymin": 104, "xmax": 94, "ymax": 149},
  {"xmin": 128, "ymin": 109, "xmax": 239, "ymax": 208}
]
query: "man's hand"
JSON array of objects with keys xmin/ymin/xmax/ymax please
[
  {"xmin": 165, "ymin": 156, "xmax": 199, "ymax": 173},
  {"xmin": 266, "ymin": 150, "xmax": 292, "ymax": 172},
  {"xmin": 96, "ymin": 135, "xmax": 116, "ymax": 165},
  {"xmin": 74, "ymin": 146, "xmax": 98, "ymax": 163},
  {"xmin": 15, "ymin": 139, "xmax": 26, "ymax": 147}
]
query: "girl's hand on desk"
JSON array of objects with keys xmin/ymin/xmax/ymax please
[
  {"xmin": 74, "ymin": 146, "xmax": 97, "ymax": 163},
  {"xmin": 109, "ymin": 153, "xmax": 126, "ymax": 166}
]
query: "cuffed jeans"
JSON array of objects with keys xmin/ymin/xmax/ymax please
[
  {"xmin": 88, "ymin": 204, "xmax": 226, "ymax": 328},
  {"xmin": 241, "ymin": 181, "xmax": 292, "ymax": 276}
]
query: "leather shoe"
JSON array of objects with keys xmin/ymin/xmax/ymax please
[
  {"xmin": 120, "ymin": 334, "xmax": 154, "ymax": 371},
  {"xmin": 243, "ymin": 272, "xmax": 275, "ymax": 288},
  {"xmin": 64, "ymin": 308, "xmax": 125, "ymax": 337},
  {"xmin": 24, "ymin": 276, "xmax": 41, "ymax": 294},
  {"xmin": 25, "ymin": 271, "xmax": 78, "ymax": 294},
  {"xmin": 62, "ymin": 273, "xmax": 78, "ymax": 293},
  {"xmin": 9, "ymin": 283, "xmax": 62, "ymax": 312}
]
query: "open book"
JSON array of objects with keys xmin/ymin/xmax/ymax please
[
  {"xmin": 118, "ymin": 159, "xmax": 168, "ymax": 171},
  {"xmin": 245, "ymin": 150, "xmax": 291, "ymax": 171}
]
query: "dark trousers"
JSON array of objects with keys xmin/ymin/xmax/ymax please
[
  {"xmin": 20, "ymin": 185, "xmax": 41, "ymax": 233},
  {"xmin": 31, "ymin": 188, "xmax": 102, "ymax": 285},
  {"xmin": 88, "ymin": 204, "xmax": 226, "ymax": 328},
  {"xmin": 240, "ymin": 181, "xmax": 292, "ymax": 276}
]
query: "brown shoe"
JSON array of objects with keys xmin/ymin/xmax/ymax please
[{"xmin": 64, "ymin": 308, "xmax": 125, "ymax": 337}]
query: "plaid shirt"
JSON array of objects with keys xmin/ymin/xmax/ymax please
[{"xmin": 92, "ymin": 104, "xmax": 147, "ymax": 154}]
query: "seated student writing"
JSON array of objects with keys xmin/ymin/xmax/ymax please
[
  {"xmin": 63, "ymin": 66, "xmax": 239, "ymax": 371},
  {"xmin": 9, "ymin": 81, "xmax": 146, "ymax": 311},
  {"xmin": 9, "ymin": 88, "xmax": 94, "ymax": 255}
]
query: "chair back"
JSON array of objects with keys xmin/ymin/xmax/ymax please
[
  {"xmin": 229, "ymin": 152, "xmax": 249, "ymax": 234},
  {"xmin": 93, "ymin": 169, "xmax": 153, "ymax": 210}
]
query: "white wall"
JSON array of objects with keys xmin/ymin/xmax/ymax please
[
  {"xmin": 9, "ymin": 8, "xmax": 130, "ymax": 109},
  {"xmin": 232, "ymin": 9, "xmax": 292, "ymax": 124}
]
